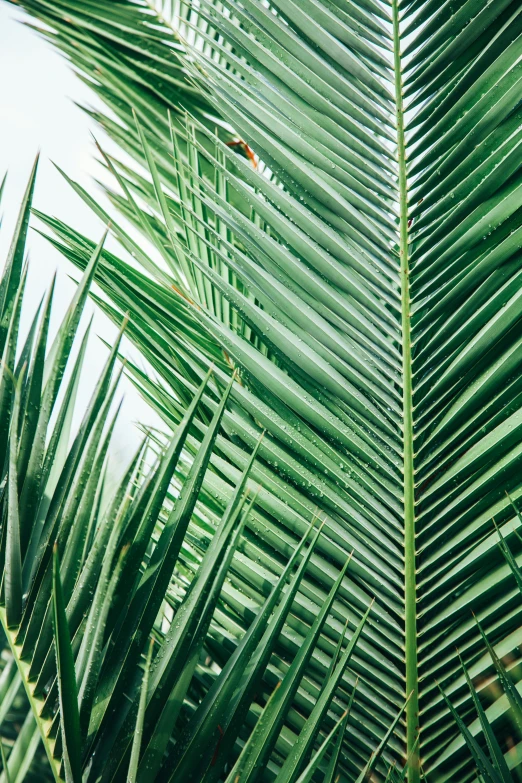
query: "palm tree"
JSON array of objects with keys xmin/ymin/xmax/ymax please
[{"xmin": 2, "ymin": 0, "xmax": 522, "ymax": 780}]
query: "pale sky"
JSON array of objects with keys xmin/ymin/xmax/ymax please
[{"xmin": 0, "ymin": 4, "xmax": 162, "ymax": 469}]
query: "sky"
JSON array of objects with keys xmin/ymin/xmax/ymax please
[{"xmin": 0, "ymin": 4, "xmax": 162, "ymax": 471}]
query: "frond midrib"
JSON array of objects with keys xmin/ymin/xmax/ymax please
[
  {"xmin": 0, "ymin": 608, "xmax": 64, "ymax": 783},
  {"xmin": 392, "ymin": 1, "xmax": 419, "ymax": 778}
]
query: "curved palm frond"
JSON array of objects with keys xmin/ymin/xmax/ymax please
[
  {"xmin": 3, "ymin": 0, "xmax": 522, "ymax": 780},
  {"xmin": 0, "ymin": 168, "xmax": 375, "ymax": 783}
]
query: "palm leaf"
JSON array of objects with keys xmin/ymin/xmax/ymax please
[
  {"xmin": 5, "ymin": 0, "xmax": 522, "ymax": 779},
  {"xmin": 0, "ymin": 164, "xmax": 372, "ymax": 783},
  {"xmin": 127, "ymin": 638, "xmax": 154, "ymax": 783},
  {"xmin": 51, "ymin": 547, "xmax": 82, "ymax": 783}
]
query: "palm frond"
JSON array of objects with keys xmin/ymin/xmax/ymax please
[
  {"xmin": 0, "ymin": 165, "xmax": 376, "ymax": 781},
  {"xmin": 4, "ymin": 0, "xmax": 522, "ymax": 779}
]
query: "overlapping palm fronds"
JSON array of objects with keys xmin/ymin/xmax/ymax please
[
  {"xmin": 2, "ymin": 0, "xmax": 522, "ymax": 779},
  {"xmin": 0, "ymin": 167, "xmax": 377, "ymax": 783}
]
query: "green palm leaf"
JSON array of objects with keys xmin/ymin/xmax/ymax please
[
  {"xmin": 0, "ymin": 162, "xmax": 371, "ymax": 782},
  {"xmin": 3, "ymin": 0, "xmax": 522, "ymax": 779}
]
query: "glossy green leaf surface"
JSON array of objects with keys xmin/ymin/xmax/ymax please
[{"xmin": 2, "ymin": 0, "xmax": 522, "ymax": 780}]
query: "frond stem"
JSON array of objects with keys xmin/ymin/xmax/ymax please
[
  {"xmin": 392, "ymin": 1, "xmax": 419, "ymax": 779},
  {"xmin": 0, "ymin": 609, "xmax": 64, "ymax": 782}
]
